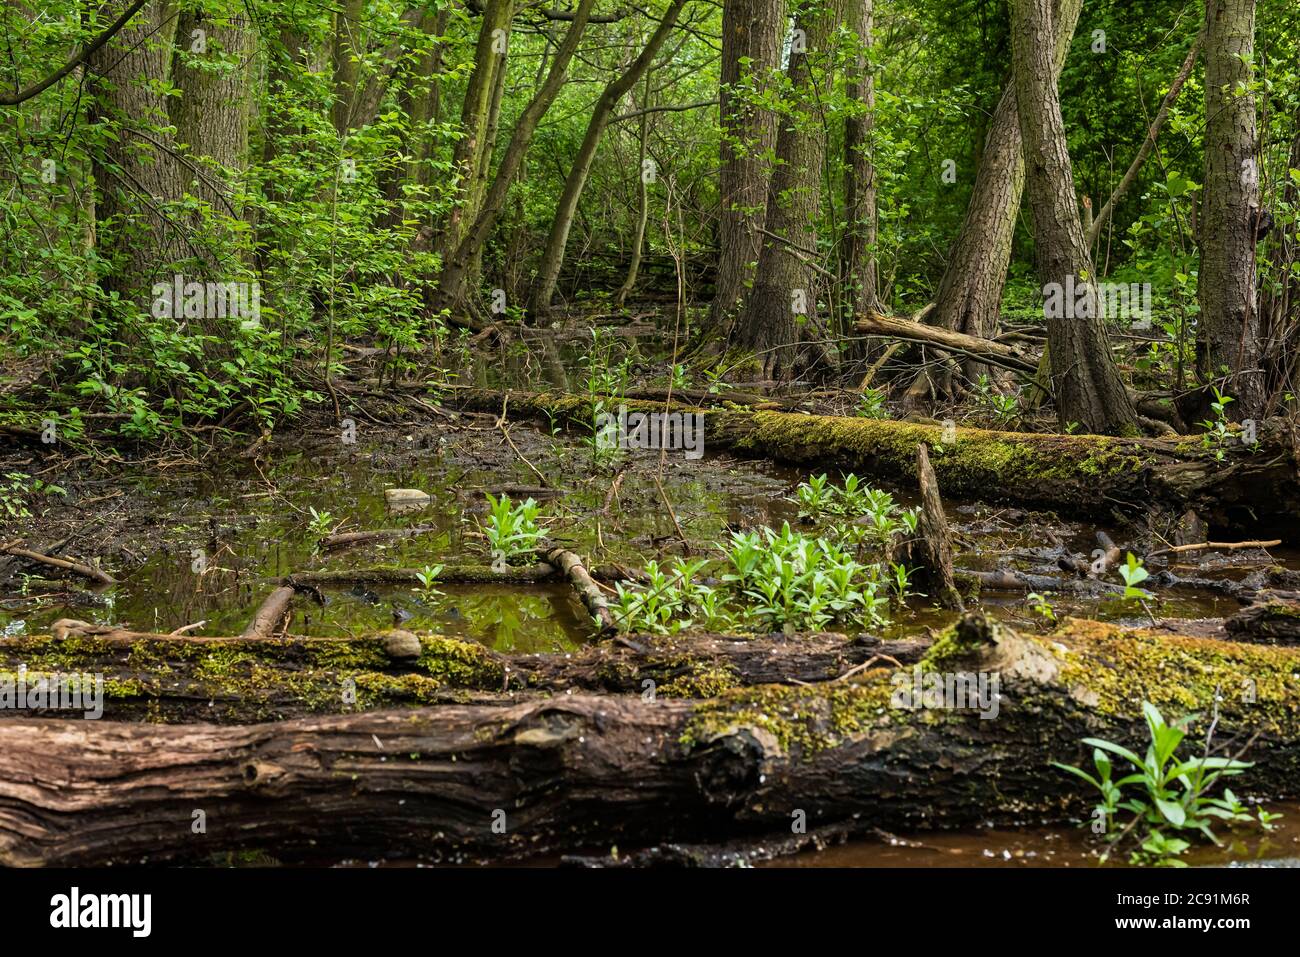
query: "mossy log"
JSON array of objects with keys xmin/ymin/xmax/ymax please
[
  {"xmin": 2, "ymin": 614, "xmax": 1297, "ymax": 865},
  {"xmin": 0, "ymin": 621, "xmax": 929, "ymax": 723},
  {"xmin": 447, "ymin": 388, "xmax": 1300, "ymax": 532}
]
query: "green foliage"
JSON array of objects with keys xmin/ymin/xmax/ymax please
[
  {"xmin": 1118, "ymin": 552, "xmax": 1150, "ymax": 599},
  {"xmin": 481, "ymin": 494, "xmax": 544, "ymax": 564},
  {"xmin": 1055, "ymin": 701, "xmax": 1279, "ymax": 866}
]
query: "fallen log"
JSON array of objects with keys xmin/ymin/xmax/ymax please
[
  {"xmin": 240, "ymin": 585, "xmax": 296, "ymax": 640},
  {"xmin": 0, "ymin": 545, "xmax": 114, "ymax": 585},
  {"xmin": 854, "ymin": 312, "xmax": 1040, "ymax": 374},
  {"xmin": 447, "ymin": 389, "xmax": 1300, "ymax": 534},
  {"xmin": 1225, "ymin": 598, "xmax": 1300, "ymax": 645},
  {"xmin": 539, "ymin": 544, "xmax": 615, "ymax": 633},
  {"xmin": 2, "ymin": 621, "xmax": 930, "ymax": 722},
  {"xmin": 2, "ymin": 613, "xmax": 1297, "ymax": 866}
]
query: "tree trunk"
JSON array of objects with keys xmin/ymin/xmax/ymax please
[
  {"xmin": 1199, "ymin": 0, "xmax": 1264, "ymax": 417},
  {"xmin": 930, "ymin": 0, "xmax": 1083, "ymax": 374},
  {"xmin": 330, "ymin": 0, "xmax": 367, "ymax": 135},
  {"xmin": 708, "ymin": 0, "xmax": 786, "ymax": 336},
  {"xmin": 4, "ymin": 614, "xmax": 1298, "ymax": 865},
  {"xmin": 528, "ymin": 1, "xmax": 688, "ymax": 318},
  {"xmin": 170, "ymin": 8, "xmax": 255, "ymax": 216},
  {"xmin": 87, "ymin": 0, "xmax": 186, "ymax": 310},
  {"xmin": 730, "ymin": 0, "xmax": 847, "ymax": 379},
  {"xmin": 843, "ymin": 0, "xmax": 881, "ymax": 319},
  {"xmin": 432, "ymin": 0, "xmax": 596, "ymax": 315},
  {"xmin": 1011, "ymin": 0, "xmax": 1139, "ymax": 435}
]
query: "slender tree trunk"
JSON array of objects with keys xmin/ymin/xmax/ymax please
[
  {"xmin": 730, "ymin": 0, "xmax": 847, "ymax": 379},
  {"xmin": 615, "ymin": 69, "xmax": 655, "ymax": 306},
  {"xmin": 330, "ymin": 0, "xmax": 367, "ymax": 135},
  {"xmin": 432, "ymin": 0, "xmax": 597, "ymax": 315},
  {"xmin": 843, "ymin": 0, "xmax": 881, "ymax": 319},
  {"xmin": 434, "ymin": 0, "xmax": 517, "ymax": 271},
  {"xmin": 709, "ymin": 0, "xmax": 786, "ymax": 337},
  {"xmin": 930, "ymin": 0, "xmax": 1083, "ymax": 363},
  {"xmin": 528, "ymin": 0, "xmax": 688, "ymax": 318},
  {"xmin": 1011, "ymin": 0, "xmax": 1138, "ymax": 435},
  {"xmin": 1199, "ymin": 0, "xmax": 1264, "ymax": 417}
]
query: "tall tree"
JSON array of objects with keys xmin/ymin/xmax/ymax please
[
  {"xmin": 1011, "ymin": 0, "xmax": 1138, "ymax": 434},
  {"xmin": 528, "ymin": 0, "xmax": 688, "ymax": 318},
  {"xmin": 434, "ymin": 0, "xmax": 517, "ymax": 275},
  {"xmin": 930, "ymin": 0, "xmax": 1083, "ymax": 356},
  {"xmin": 432, "ymin": 0, "xmax": 597, "ymax": 315},
  {"xmin": 730, "ymin": 0, "xmax": 847, "ymax": 378},
  {"xmin": 842, "ymin": 0, "xmax": 881, "ymax": 319},
  {"xmin": 88, "ymin": 0, "xmax": 185, "ymax": 309},
  {"xmin": 1199, "ymin": 0, "xmax": 1264, "ymax": 417},
  {"xmin": 709, "ymin": 0, "xmax": 786, "ymax": 337}
]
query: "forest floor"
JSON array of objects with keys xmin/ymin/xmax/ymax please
[{"xmin": 3, "ymin": 315, "xmax": 1300, "ymax": 867}]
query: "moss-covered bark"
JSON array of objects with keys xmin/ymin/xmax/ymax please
[
  {"xmin": 448, "ymin": 387, "xmax": 1300, "ymax": 532},
  {"xmin": 2, "ymin": 614, "xmax": 1297, "ymax": 865}
]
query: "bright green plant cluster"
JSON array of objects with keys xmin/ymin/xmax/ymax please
[
  {"xmin": 0, "ymin": 471, "xmax": 65, "ymax": 519},
  {"xmin": 1055, "ymin": 701, "xmax": 1280, "ymax": 866},
  {"xmin": 793, "ymin": 474, "xmax": 920, "ymax": 549},
  {"xmin": 611, "ymin": 522, "xmax": 901, "ymax": 635},
  {"xmin": 481, "ymin": 494, "xmax": 544, "ymax": 564}
]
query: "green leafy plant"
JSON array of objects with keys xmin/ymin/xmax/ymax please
[
  {"xmin": 482, "ymin": 494, "xmax": 544, "ymax": 564},
  {"xmin": 1118, "ymin": 552, "xmax": 1150, "ymax": 599},
  {"xmin": 855, "ymin": 387, "xmax": 888, "ymax": 419},
  {"xmin": 413, "ymin": 563, "xmax": 444, "ymax": 596},
  {"xmin": 1025, "ymin": 591, "xmax": 1057, "ymax": 624},
  {"xmin": 1054, "ymin": 701, "xmax": 1276, "ymax": 866},
  {"xmin": 307, "ymin": 506, "xmax": 335, "ymax": 538},
  {"xmin": 0, "ymin": 471, "xmax": 65, "ymax": 519}
]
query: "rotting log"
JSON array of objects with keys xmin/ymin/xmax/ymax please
[
  {"xmin": 539, "ymin": 543, "xmax": 614, "ymax": 632},
  {"xmin": 854, "ymin": 312, "xmax": 1040, "ymax": 374},
  {"xmin": 446, "ymin": 388, "xmax": 1300, "ymax": 533},
  {"xmin": 1226, "ymin": 598, "xmax": 1300, "ymax": 645},
  {"xmin": 241, "ymin": 585, "xmax": 295, "ymax": 640},
  {"xmin": 1, "ymin": 620, "xmax": 930, "ymax": 723},
  {"xmin": 1, "ymin": 613, "xmax": 1297, "ymax": 866}
]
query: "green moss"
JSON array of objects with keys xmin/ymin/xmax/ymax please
[
  {"xmin": 680, "ymin": 671, "xmax": 915, "ymax": 757},
  {"xmin": 658, "ymin": 663, "xmax": 741, "ymax": 698},
  {"xmin": 416, "ymin": 635, "xmax": 505, "ymax": 687},
  {"xmin": 1054, "ymin": 618, "xmax": 1300, "ymax": 736}
]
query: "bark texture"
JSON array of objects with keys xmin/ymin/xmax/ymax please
[
  {"xmin": 1199, "ymin": 0, "xmax": 1264, "ymax": 416},
  {"xmin": 1011, "ymin": 0, "xmax": 1138, "ymax": 434},
  {"xmin": 709, "ymin": 0, "xmax": 786, "ymax": 335},
  {"xmin": 3, "ymin": 614, "xmax": 1298, "ymax": 865}
]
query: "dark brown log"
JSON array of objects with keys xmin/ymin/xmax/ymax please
[
  {"xmin": 911, "ymin": 444, "xmax": 962, "ymax": 609},
  {"xmin": 1, "ymin": 545, "xmax": 114, "ymax": 585},
  {"xmin": 1225, "ymin": 598, "xmax": 1300, "ymax": 645},
  {"xmin": 2, "ymin": 613, "xmax": 1297, "ymax": 865}
]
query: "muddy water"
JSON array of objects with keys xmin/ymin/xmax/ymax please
[
  {"xmin": 766, "ymin": 801, "xmax": 1300, "ymax": 868},
  {"xmin": 0, "ymin": 415, "xmax": 1266, "ymax": 643}
]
